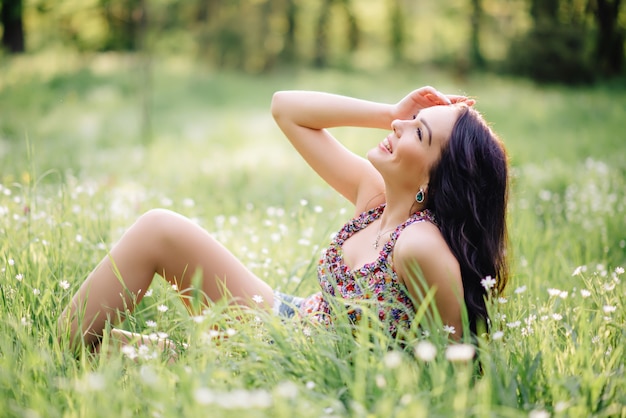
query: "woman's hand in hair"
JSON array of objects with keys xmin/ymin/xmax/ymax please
[{"xmin": 393, "ymin": 86, "xmax": 474, "ymax": 120}]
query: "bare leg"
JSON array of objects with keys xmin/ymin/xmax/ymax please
[{"xmin": 58, "ymin": 209, "xmax": 274, "ymax": 350}]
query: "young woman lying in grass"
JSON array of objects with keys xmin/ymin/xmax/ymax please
[{"xmin": 59, "ymin": 86, "xmax": 509, "ymax": 353}]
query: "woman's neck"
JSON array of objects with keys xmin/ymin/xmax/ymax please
[{"xmin": 379, "ymin": 193, "xmax": 425, "ymax": 231}]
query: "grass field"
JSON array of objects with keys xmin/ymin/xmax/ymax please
[{"xmin": 0, "ymin": 52, "xmax": 625, "ymax": 417}]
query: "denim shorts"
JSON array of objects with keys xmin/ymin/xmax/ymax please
[{"xmin": 272, "ymin": 290, "xmax": 305, "ymax": 319}]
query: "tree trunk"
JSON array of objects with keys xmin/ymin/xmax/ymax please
[
  {"xmin": 280, "ymin": 0, "xmax": 298, "ymax": 62},
  {"xmin": 388, "ymin": 0, "xmax": 405, "ymax": 63},
  {"xmin": 341, "ymin": 0, "xmax": 359, "ymax": 51},
  {"xmin": 469, "ymin": 0, "xmax": 485, "ymax": 69},
  {"xmin": 313, "ymin": 0, "xmax": 333, "ymax": 67},
  {"xmin": 594, "ymin": 0, "xmax": 624, "ymax": 76},
  {"xmin": 1, "ymin": 0, "xmax": 25, "ymax": 53}
]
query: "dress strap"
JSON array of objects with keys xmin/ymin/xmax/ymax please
[{"xmin": 382, "ymin": 210, "xmax": 436, "ymax": 254}]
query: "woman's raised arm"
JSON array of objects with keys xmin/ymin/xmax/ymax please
[
  {"xmin": 271, "ymin": 91, "xmax": 394, "ymax": 208},
  {"xmin": 270, "ymin": 89, "xmax": 456, "ymax": 210}
]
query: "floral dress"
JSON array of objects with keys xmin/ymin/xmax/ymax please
[{"xmin": 298, "ymin": 204, "xmax": 437, "ymax": 338}]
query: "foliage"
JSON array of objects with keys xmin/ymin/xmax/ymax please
[
  {"xmin": 9, "ymin": 0, "xmax": 623, "ymax": 81},
  {"xmin": 506, "ymin": 24, "xmax": 595, "ymax": 85},
  {"xmin": 0, "ymin": 55, "xmax": 625, "ymax": 417}
]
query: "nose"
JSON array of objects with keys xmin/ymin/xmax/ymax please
[{"xmin": 391, "ymin": 119, "xmax": 403, "ymax": 136}]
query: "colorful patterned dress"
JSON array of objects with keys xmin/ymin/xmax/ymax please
[{"xmin": 298, "ymin": 204, "xmax": 436, "ymax": 338}]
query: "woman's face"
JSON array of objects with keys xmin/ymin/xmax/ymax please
[{"xmin": 368, "ymin": 105, "xmax": 460, "ymax": 191}]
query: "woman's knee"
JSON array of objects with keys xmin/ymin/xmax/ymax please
[{"xmin": 133, "ymin": 208, "xmax": 186, "ymax": 243}]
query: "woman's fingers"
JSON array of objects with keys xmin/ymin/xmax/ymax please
[{"xmin": 447, "ymin": 94, "xmax": 475, "ymax": 106}]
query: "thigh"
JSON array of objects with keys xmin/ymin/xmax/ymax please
[{"xmin": 118, "ymin": 209, "xmax": 275, "ymax": 312}]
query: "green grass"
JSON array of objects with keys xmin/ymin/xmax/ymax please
[{"xmin": 0, "ymin": 53, "xmax": 625, "ymax": 417}]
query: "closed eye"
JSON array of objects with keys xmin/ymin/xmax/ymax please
[{"xmin": 416, "ymin": 127, "xmax": 423, "ymax": 141}]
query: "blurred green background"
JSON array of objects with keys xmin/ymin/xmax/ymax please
[{"xmin": 0, "ymin": 3, "xmax": 625, "ymax": 417}]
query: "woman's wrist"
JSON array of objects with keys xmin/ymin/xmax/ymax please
[{"xmin": 272, "ymin": 90, "xmax": 394, "ymax": 131}]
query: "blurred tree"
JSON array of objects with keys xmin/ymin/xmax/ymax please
[
  {"xmin": 100, "ymin": 0, "xmax": 144, "ymax": 50},
  {"xmin": 279, "ymin": 0, "xmax": 298, "ymax": 62},
  {"xmin": 469, "ymin": 0, "xmax": 485, "ymax": 69},
  {"xmin": 530, "ymin": 0, "xmax": 559, "ymax": 23},
  {"xmin": 507, "ymin": 0, "xmax": 595, "ymax": 83},
  {"xmin": 0, "ymin": 0, "xmax": 25, "ymax": 53},
  {"xmin": 590, "ymin": 0, "xmax": 624, "ymax": 76},
  {"xmin": 314, "ymin": 0, "xmax": 359, "ymax": 67},
  {"xmin": 314, "ymin": 0, "xmax": 334, "ymax": 67},
  {"xmin": 388, "ymin": 0, "xmax": 406, "ymax": 63}
]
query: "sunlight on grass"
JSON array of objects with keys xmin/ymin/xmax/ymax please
[{"xmin": 0, "ymin": 54, "xmax": 624, "ymax": 417}]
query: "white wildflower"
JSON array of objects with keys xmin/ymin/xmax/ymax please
[
  {"xmin": 615, "ymin": 267, "xmax": 624, "ymax": 275},
  {"xmin": 480, "ymin": 275, "xmax": 496, "ymax": 291},
  {"xmin": 375, "ymin": 374, "xmax": 386, "ymax": 388},
  {"xmin": 529, "ymin": 409, "xmax": 550, "ymax": 418},
  {"xmin": 414, "ymin": 341, "xmax": 437, "ymax": 362},
  {"xmin": 525, "ymin": 314, "xmax": 537, "ymax": 325},
  {"xmin": 580, "ymin": 289, "xmax": 591, "ymax": 298},
  {"xmin": 144, "ymin": 289, "xmax": 153, "ymax": 297},
  {"xmin": 442, "ymin": 325, "xmax": 456, "ymax": 334},
  {"xmin": 603, "ymin": 282, "xmax": 616, "ymax": 291},
  {"xmin": 15, "ymin": 273, "xmax": 23, "ymax": 281},
  {"xmin": 157, "ymin": 304, "xmax": 169, "ymax": 313},
  {"xmin": 383, "ymin": 351, "xmax": 403, "ymax": 369},
  {"xmin": 194, "ymin": 387, "xmax": 215, "ymax": 405},
  {"xmin": 275, "ymin": 381, "xmax": 299, "ymax": 399},
  {"xmin": 86, "ymin": 372, "xmax": 106, "ymax": 392},
  {"xmin": 33, "ymin": 288, "xmax": 40, "ymax": 296},
  {"xmin": 497, "ymin": 297, "xmax": 508, "ymax": 304},
  {"xmin": 552, "ymin": 313, "xmax": 563, "ymax": 321},
  {"xmin": 146, "ymin": 320, "xmax": 157, "ymax": 328},
  {"xmin": 506, "ymin": 321, "xmax": 521, "ymax": 328},
  {"xmin": 492, "ymin": 331, "xmax": 504, "ymax": 340},
  {"xmin": 59, "ymin": 280, "xmax": 70, "ymax": 290},
  {"xmin": 514, "ymin": 285, "xmax": 527, "ymax": 294},
  {"xmin": 75, "ymin": 234, "xmax": 83, "ymax": 243},
  {"xmin": 252, "ymin": 294, "xmax": 264, "ymax": 304},
  {"xmin": 554, "ymin": 401, "xmax": 569, "ymax": 413},
  {"xmin": 139, "ymin": 365, "xmax": 159, "ymax": 385},
  {"xmin": 547, "ymin": 288, "xmax": 561, "ymax": 297},
  {"xmin": 603, "ymin": 305, "xmax": 616, "ymax": 313},
  {"xmin": 572, "ymin": 265, "xmax": 586, "ymax": 276},
  {"xmin": 138, "ymin": 345, "xmax": 158, "ymax": 360},
  {"xmin": 305, "ymin": 381, "xmax": 316, "ymax": 390},
  {"xmin": 494, "ymin": 312, "xmax": 506, "ymax": 322},
  {"xmin": 445, "ymin": 344, "xmax": 475, "ymax": 362},
  {"xmin": 121, "ymin": 345, "xmax": 138, "ymax": 360},
  {"xmin": 8, "ymin": 258, "xmax": 15, "ymax": 266}
]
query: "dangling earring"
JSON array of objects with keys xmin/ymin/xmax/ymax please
[{"xmin": 415, "ymin": 188, "xmax": 425, "ymax": 203}]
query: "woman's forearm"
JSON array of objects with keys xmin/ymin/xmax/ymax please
[{"xmin": 271, "ymin": 90, "xmax": 394, "ymax": 131}]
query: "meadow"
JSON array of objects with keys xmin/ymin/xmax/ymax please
[{"xmin": 0, "ymin": 52, "xmax": 624, "ymax": 417}]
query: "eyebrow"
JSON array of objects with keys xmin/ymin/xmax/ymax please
[{"xmin": 419, "ymin": 118, "xmax": 433, "ymax": 145}]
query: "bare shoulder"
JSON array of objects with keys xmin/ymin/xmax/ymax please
[{"xmin": 393, "ymin": 221, "xmax": 463, "ymax": 308}]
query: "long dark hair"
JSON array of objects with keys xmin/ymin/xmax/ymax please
[{"xmin": 426, "ymin": 105, "xmax": 509, "ymax": 334}]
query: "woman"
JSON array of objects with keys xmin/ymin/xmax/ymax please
[{"xmin": 59, "ymin": 86, "xmax": 508, "ymax": 351}]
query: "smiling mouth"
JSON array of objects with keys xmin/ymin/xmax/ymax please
[{"xmin": 382, "ymin": 137, "xmax": 392, "ymax": 153}]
